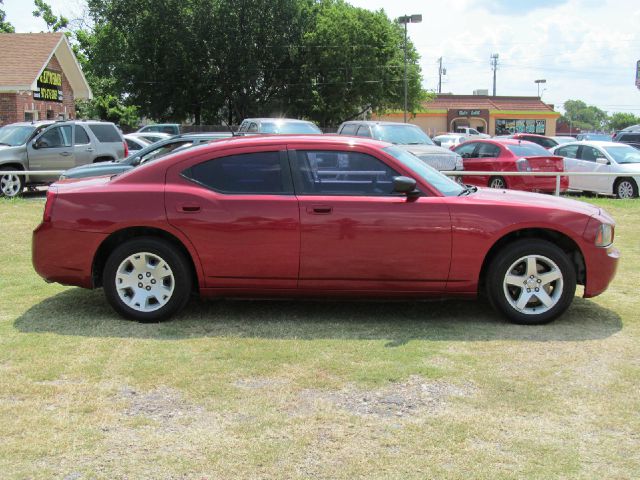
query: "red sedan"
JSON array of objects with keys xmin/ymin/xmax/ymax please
[
  {"xmin": 33, "ymin": 135, "xmax": 618, "ymax": 325},
  {"xmin": 453, "ymin": 139, "xmax": 569, "ymax": 193}
]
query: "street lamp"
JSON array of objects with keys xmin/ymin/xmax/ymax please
[
  {"xmin": 398, "ymin": 14, "xmax": 422, "ymax": 123},
  {"xmin": 534, "ymin": 79, "xmax": 547, "ymax": 98}
]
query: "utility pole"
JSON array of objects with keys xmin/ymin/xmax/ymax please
[
  {"xmin": 490, "ymin": 53, "xmax": 499, "ymax": 96},
  {"xmin": 437, "ymin": 57, "xmax": 446, "ymax": 94},
  {"xmin": 398, "ymin": 14, "xmax": 422, "ymax": 123}
]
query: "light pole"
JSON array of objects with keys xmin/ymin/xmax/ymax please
[
  {"xmin": 398, "ymin": 14, "xmax": 422, "ymax": 123},
  {"xmin": 534, "ymin": 79, "xmax": 546, "ymax": 97}
]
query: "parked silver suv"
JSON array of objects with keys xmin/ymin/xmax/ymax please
[
  {"xmin": 337, "ymin": 121, "xmax": 463, "ymax": 172},
  {"xmin": 0, "ymin": 120, "xmax": 126, "ymax": 197}
]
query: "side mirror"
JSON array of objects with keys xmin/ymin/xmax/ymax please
[
  {"xmin": 393, "ymin": 176, "xmax": 419, "ymax": 195},
  {"xmin": 596, "ymin": 157, "xmax": 609, "ymax": 165},
  {"xmin": 31, "ymin": 139, "xmax": 41, "ymax": 149},
  {"xmin": 131, "ymin": 156, "xmax": 142, "ymax": 166}
]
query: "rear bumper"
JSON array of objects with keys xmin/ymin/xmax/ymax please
[
  {"xmin": 32, "ymin": 222, "xmax": 107, "ymax": 288},
  {"xmin": 583, "ymin": 244, "xmax": 619, "ymax": 298},
  {"xmin": 509, "ymin": 175, "xmax": 569, "ymax": 193}
]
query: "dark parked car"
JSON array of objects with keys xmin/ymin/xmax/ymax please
[
  {"xmin": 508, "ymin": 133, "xmax": 558, "ymax": 150},
  {"xmin": 34, "ymin": 135, "xmax": 618, "ymax": 326},
  {"xmin": 137, "ymin": 123, "xmax": 181, "ymax": 135},
  {"xmin": 60, "ymin": 133, "xmax": 232, "ymax": 179},
  {"xmin": 612, "ymin": 131, "xmax": 640, "ymax": 150}
]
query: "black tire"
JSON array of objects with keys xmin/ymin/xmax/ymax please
[
  {"xmin": 103, "ymin": 237, "xmax": 192, "ymax": 322},
  {"xmin": 614, "ymin": 177, "xmax": 638, "ymax": 199},
  {"xmin": 488, "ymin": 176, "xmax": 507, "ymax": 189},
  {"xmin": 0, "ymin": 167, "xmax": 25, "ymax": 198},
  {"xmin": 486, "ymin": 239, "xmax": 576, "ymax": 325}
]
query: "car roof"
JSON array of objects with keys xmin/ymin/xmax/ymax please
[
  {"xmin": 340, "ymin": 121, "xmax": 417, "ymax": 127},
  {"xmin": 461, "ymin": 138, "xmax": 527, "ymax": 146},
  {"xmin": 242, "ymin": 118, "xmax": 316, "ymax": 124},
  {"xmin": 512, "ymin": 133, "xmax": 550, "ymax": 138},
  {"xmin": 557, "ymin": 141, "xmax": 622, "ymax": 147},
  {"xmin": 205, "ymin": 134, "xmax": 390, "ymax": 148}
]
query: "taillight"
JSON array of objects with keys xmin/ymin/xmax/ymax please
[
  {"xmin": 43, "ymin": 187, "xmax": 57, "ymax": 222},
  {"xmin": 516, "ymin": 158, "xmax": 531, "ymax": 172},
  {"xmin": 123, "ymin": 140, "xmax": 129, "ymax": 158}
]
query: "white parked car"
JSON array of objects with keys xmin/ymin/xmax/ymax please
[
  {"xmin": 551, "ymin": 141, "xmax": 640, "ymax": 198},
  {"xmin": 123, "ymin": 134, "xmax": 151, "ymax": 154},
  {"xmin": 454, "ymin": 127, "xmax": 490, "ymax": 139},
  {"xmin": 432, "ymin": 133, "xmax": 467, "ymax": 149},
  {"xmin": 552, "ymin": 136, "xmax": 576, "ymax": 145},
  {"xmin": 127, "ymin": 132, "xmax": 173, "ymax": 144}
]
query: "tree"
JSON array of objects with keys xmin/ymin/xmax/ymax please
[
  {"xmin": 32, "ymin": 0, "xmax": 68, "ymax": 32},
  {"xmin": 608, "ymin": 112, "xmax": 640, "ymax": 131},
  {"xmin": 560, "ymin": 100, "xmax": 608, "ymax": 131},
  {"xmin": 0, "ymin": 0, "xmax": 15, "ymax": 33}
]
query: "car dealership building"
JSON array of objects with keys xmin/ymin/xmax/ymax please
[
  {"xmin": 0, "ymin": 32, "xmax": 92, "ymax": 126},
  {"xmin": 375, "ymin": 94, "xmax": 561, "ymax": 137}
]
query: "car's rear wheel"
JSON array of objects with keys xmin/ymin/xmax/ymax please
[
  {"xmin": 0, "ymin": 168, "xmax": 24, "ymax": 198},
  {"xmin": 614, "ymin": 178, "xmax": 638, "ymax": 199},
  {"xmin": 103, "ymin": 237, "xmax": 192, "ymax": 322},
  {"xmin": 489, "ymin": 176, "xmax": 507, "ymax": 189},
  {"xmin": 486, "ymin": 239, "xmax": 576, "ymax": 325}
]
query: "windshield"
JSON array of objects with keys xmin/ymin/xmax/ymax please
[
  {"xmin": 261, "ymin": 121, "xmax": 321, "ymax": 134},
  {"xmin": 584, "ymin": 134, "xmax": 611, "ymax": 141},
  {"xmin": 603, "ymin": 145, "xmax": 640, "ymax": 164},
  {"xmin": 383, "ymin": 145, "xmax": 464, "ymax": 196},
  {"xmin": 374, "ymin": 125, "xmax": 435, "ymax": 145},
  {"xmin": 507, "ymin": 143, "xmax": 551, "ymax": 157},
  {"xmin": 0, "ymin": 125, "xmax": 37, "ymax": 146}
]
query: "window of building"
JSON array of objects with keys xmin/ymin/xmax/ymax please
[
  {"xmin": 46, "ymin": 109, "xmax": 55, "ymax": 120},
  {"xmin": 183, "ymin": 151, "xmax": 291, "ymax": 194},
  {"xmin": 24, "ymin": 111, "xmax": 38, "ymax": 122},
  {"xmin": 293, "ymin": 150, "xmax": 399, "ymax": 196},
  {"xmin": 496, "ymin": 119, "xmax": 546, "ymax": 135}
]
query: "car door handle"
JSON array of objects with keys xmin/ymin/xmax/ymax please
[
  {"xmin": 59, "ymin": 151, "xmax": 72, "ymax": 156},
  {"xmin": 177, "ymin": 204, "xmax": 201, "ymax": 213},
  {"xmin": 307, "ymin": 205, "xmax": 332, "ymax": 215},
  {"xmin": 85, "ymin": 147, "xmax": 94, "ymax": 152}
]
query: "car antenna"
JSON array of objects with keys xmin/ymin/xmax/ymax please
[{"xmin": 220, "ymin": 119, "xmax": 236, "ymax": 137}]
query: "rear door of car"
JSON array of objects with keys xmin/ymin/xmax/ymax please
[
  {"xmin": 165, "ymin": 144, "xmax": 300, "ymax": 290},
  {"xmin": 73, "ymin": 125, "xmax": 94, "ymax": 166},
  {"xmin": 288, "ymin": 144, "xmax": 451, "ymax": 292}
]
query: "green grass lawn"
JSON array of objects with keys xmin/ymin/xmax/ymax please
[{"xmin": 1, "ymin": 195, "xmax": 639, "ymax": 479}]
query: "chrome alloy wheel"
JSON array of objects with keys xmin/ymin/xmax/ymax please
[
  {"xmin": 0, "ymin": 173, "xmax": 22, "ymax": 197},
  {"xmin": 503, "ymin": 255, "xmax": 564, "ymax": 315},
  {"xmin": 617, "ymin": 180, "xmax": 635, "ymax": 199},
  {"xmin": 489, "ymin": 177, "xmax": 506, "ymax": 189},
  {"xmin": 115, "ymin": 252, "xmax": 175, "ymax": 312}
]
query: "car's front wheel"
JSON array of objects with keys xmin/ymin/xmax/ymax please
[
  {"xmin": 488, "ymin": 176, "xmax": 507, "ymax": 189},
  {"xmin": 103, "ymin": 237, "xmax": 192, "ymax": 322},
  {"xmin": 0, "ymin": 168, "xmax": 24, "ymax": 198},
  {"xmin": 486, "ymin": 239, "xmax": 576, "ymax": 325}
]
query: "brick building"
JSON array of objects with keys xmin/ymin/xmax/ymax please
[
  {"xmin": 375, "ymin": 94, "xmax": 561, "ymax": 137},
  {"xmin": 0, "ymin": 32, "xmax": 92, "ymax": 126}
]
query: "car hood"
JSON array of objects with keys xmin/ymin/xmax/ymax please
[
  {"xmin": 614, "ymin": 163, "xmax": 640, "ymax": 174},
  {"xmin": 467, "ymin": 187, "xmax": 601, "ymax": 217},
  {"xmin": 397, "ymin": 144, "xmax": 457, "ymax": 156},
  {"xmin": 0, "ymin": 144, "xmax": 24, "ymax": 157},
  {"xmin": 63, "ymin": 160, "xmax": 132, "ymax": 179}
]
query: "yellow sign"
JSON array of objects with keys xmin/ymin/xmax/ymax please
[{"xmin": 34, "ymin": 69, "xmax": 63, "ymax": 102}]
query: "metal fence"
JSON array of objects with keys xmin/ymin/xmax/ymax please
[{"xmin": 2, "ymin": 170, "xmax": 634, "ymax": 197}]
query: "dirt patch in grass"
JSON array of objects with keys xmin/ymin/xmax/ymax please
[
  {"xmin": 296, "ymin": 375, "xmax": 474, "ymax": 418},
  {"xmin": 119, "ymin": 385, "xmax": 205, "ymax": 423}
]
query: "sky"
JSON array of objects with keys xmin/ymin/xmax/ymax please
[{"xmin": 3, "ymin": 0, "xmax": 640, "ymax": 115}]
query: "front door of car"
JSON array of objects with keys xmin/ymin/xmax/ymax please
[
  {"xmin": 26, "ymin": 124, "xmax": 75, "ymax": 182},
  {"xmin": 289, "ymin": 147, "xmax": 451, "ymax": 292},
  {"xmin": 555, "ymin": 144, "xmax": 582, "ymax": 191},
  {"xmin": 165, "ymin": 146, "xmax": 300, "ymax": 289}
]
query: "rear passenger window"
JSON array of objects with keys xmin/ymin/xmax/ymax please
[
  {"xmin": 340, "ymin": 124, "xmax": 357, "ymax": 135},
  {"xmin": 476, "ymin": 143, "xmax": 500, "ymax": 158},
  {"xmin": 184, "ymin": 151, "xmax": 292, "ymax": 194},
  {"xmin": 88, "ymin": 124, "xmax": 122, "ymax": 142},
  {"xmin": 293, "ymin": 150, "xmax": 400, "ymax": 196},
  {"xmin": 355, "ymin": 126, "xmax": 372, "ymax": 138},
  {"xmin": 74, "ymin": 125, "xmax": 90, "ymax": 145},
  {"xmin": 556, "ymin": 145, "xmax": 579, "ymax": 158}
]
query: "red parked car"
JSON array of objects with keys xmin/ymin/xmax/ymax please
[
  {"xmin": 454, "ymin": 139, "xmax": 569, "ymax": 192},
  {"xmin": 33, "ymin": 135, "xmax": 618, "ymax": 325}
]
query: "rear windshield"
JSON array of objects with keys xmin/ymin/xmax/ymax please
[
  {"xmin": 507, "ymin": 143, "xmax": 551, "ymax": 157},
  {"xmin": 260, "ymin": 121, "xmax": 321, "ymax": 134},
  {"xmin": 88, "ymin": 124, "xmax": 122, "ymax": 142},
  {"xmin": 373, "ymin": 125, "xmax": 434, "ymax": 146}
]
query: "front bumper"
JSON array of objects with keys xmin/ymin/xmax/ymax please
[{"xmin": 583, "ymin": 244, "xmax": 619, "ymax": 298}]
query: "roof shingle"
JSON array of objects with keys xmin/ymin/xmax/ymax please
[{"xmin": 0, "ymin": 33, "xmax": 64, "ymax": 87}]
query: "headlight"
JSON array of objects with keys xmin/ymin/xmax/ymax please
[
  {"xmin": 454, "ymin": 154, "xmax": 464, "ymax": 171},
  {"xmin": 59, "ymin": 174, "xmax": 66, "ymax": 180},
  {"xmin": 595, "ymin": 223, "xmax": 614, "ymax": 247}
]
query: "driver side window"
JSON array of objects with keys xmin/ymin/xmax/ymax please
[{"xmin": 38, "ymin": 125, "xmax": 72, "ymax": 148}]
